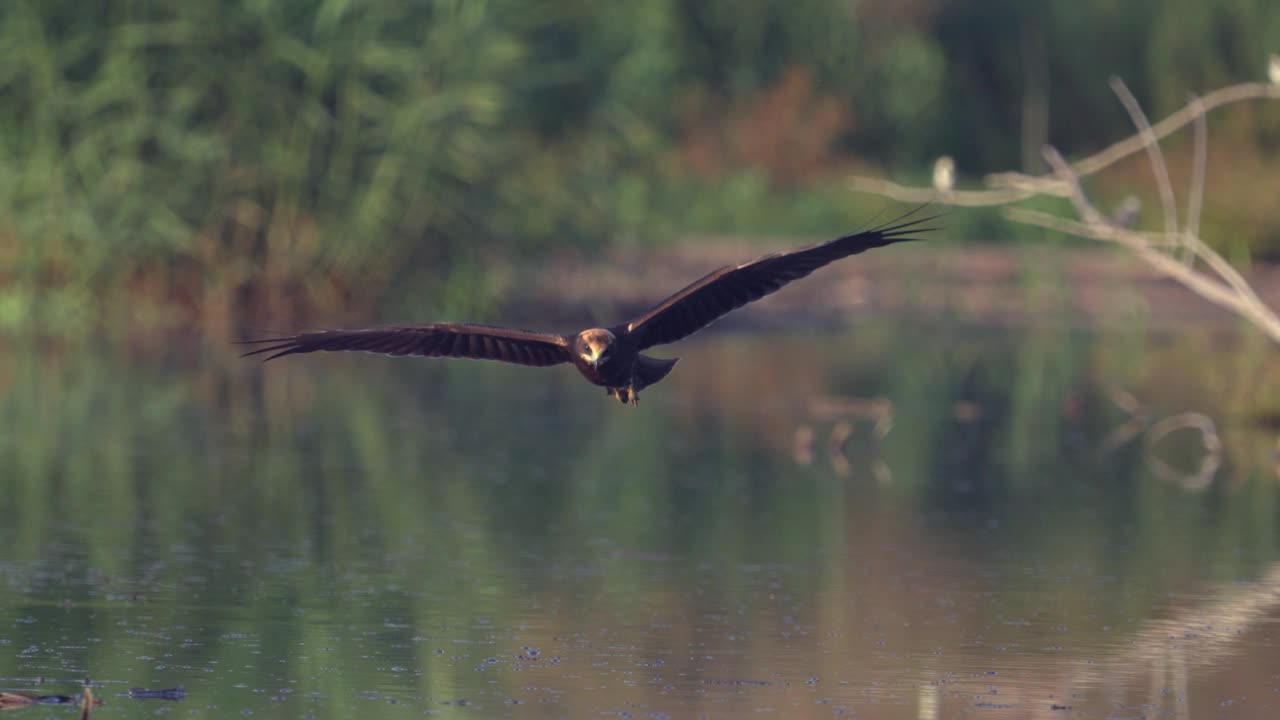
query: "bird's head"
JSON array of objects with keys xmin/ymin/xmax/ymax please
[{"xmin": 574, "ymin": 328, "xmax": 616, "ymax": 368}]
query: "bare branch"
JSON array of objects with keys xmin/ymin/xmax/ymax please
[
  {"xmin": 989, "ymin": 83, "xmax": 1280, "ymax": 196},
  {"xmin": 1049, "ymin": 90, "xmax": 1263, "ymax": 318},
  {"xmin": 845, "ymin": 76, "xmax": 1280, "ymax": 347},
  {"xmin": 868, "ymin": 82, "xmax": 1280, "ymax": 206},
  {"xmin": 844, "ymin": 175, "xmax": 1042, "ymax": 205}
]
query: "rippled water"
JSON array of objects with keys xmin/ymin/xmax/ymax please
[{"xmin": 1, "ymin": 322, "xmax": 1278, "ymax": 718}]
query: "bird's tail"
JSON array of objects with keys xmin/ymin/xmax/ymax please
[{"xmin": 634, "ymin": 355, "xmax": 679, "ymax": 391}]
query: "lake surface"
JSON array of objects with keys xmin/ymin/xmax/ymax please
[{"xmin": 1, "ymin": 320, "xmax": 1279, "ymax": 718}]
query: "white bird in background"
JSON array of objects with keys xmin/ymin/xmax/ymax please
[
  {"xmin": 932, "ymin": 155, "xmax": 956, "ymax": 198},
  {"xmin": 1111, "ymin": 196, "xmax": 1142, "ymax": 229},
  {"xmin": 1269, "ymin": 54, "xmax": 1280, "ymax": 86}
]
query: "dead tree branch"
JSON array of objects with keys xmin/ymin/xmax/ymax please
[{"xmin": 845, "ymin": 77, "xmax": 1280, "ymax": 344}]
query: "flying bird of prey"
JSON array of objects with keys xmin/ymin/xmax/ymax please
[{"xmin": 242, "ymin": 212, "xmax": 935, "ymax": 405}]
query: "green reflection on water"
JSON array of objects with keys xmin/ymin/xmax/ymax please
[{"xmin": 1, "ymin": 321, "xmax": 1278, "ymax": 718}]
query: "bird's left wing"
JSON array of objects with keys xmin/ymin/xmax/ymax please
[
  {"xmin": 241, "ymin": 323, "xmax": 572, "ymax": 367},
  {"xmin": 621, "ymin": 213, "xmax": 935, "ymax": 350}
]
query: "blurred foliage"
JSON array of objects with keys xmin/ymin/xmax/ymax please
[{"xmin": 0, "ymin": 0, "xmax": 1277, "ymax": 333}]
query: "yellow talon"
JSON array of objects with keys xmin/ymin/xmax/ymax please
[{"xmin": 605, "ymin": 386, "xmax": 639, "ymax": 405}]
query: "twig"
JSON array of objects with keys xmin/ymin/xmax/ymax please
[
  {"xmin": 1144, "ymin": 412, "xmax": 1222, "ymax": 492},
  {"xmin": 1109, "ymin": 78, "xmax": 1179, "ymax": 248},
  {"xmin": 1186, "ymin": 94, "xmax": 1207, "ymax": 239},
  {"xmin": 1179, "ymin": 231, "xmax": 1269, "ymax": 319},
  {"xmin": 1072, "ymin": 82, "xmax": 1278, "ymax": 177},
  {"xmin": 1101, "ymin": 385, "xmax": 1149, "ymax": 452},
  {"xmin": 844, "ymin": 175, "xmax": 1047, "ymax": 205},
  {"xmin": 1042, "ymin": 146, "xmax": 1103, "ymax": 224},
  {"xmin": 1106, "ymin": 82, "xmax": 1267, "ymax": 319}
]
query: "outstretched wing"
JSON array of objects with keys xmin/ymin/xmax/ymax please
[
  {"xmin": 241, "ymin": 323, "xmax": 572, "ymax": 367},
  {"xmin": 621, "ymin": 213, "xmax": 936, "ymax": 350}
]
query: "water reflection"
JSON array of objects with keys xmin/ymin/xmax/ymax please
[
  {"xmin": 0, "ymin": 683, "xmax": 180, "ymax": 716},
  {"xmin": 0, "ymin": 321, "xmax": 1278, "ymax": 718}
]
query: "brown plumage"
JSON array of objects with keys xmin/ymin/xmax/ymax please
[{"xmin": 242, "ymin": 211, "xmax": 935, "ymax": 405}]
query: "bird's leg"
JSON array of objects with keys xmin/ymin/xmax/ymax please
[{"xmin": 628, "ymin": 387, "xmax": 639, "ymax": 406}]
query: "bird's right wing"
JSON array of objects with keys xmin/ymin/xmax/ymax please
[{"xmin": 240, "ymin": 323, "xmax": 573, "ymax": 367}]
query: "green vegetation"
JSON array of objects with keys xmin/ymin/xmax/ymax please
[{"xmin": 0, "ymin": 1, "xmax": 1277, "ymax": 334}]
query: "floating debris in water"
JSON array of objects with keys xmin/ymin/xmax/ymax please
[
  {"xmin": 126, "ymin": 686, "xmax": 186, "ymax": 700},
  {"xmin": 703, "ymin": 678, "xmax": 772, "ymax": 687}
]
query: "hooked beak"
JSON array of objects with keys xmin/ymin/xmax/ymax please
[{"xmin": 583, "ymin": 348, "xmax": 601, "ymax": 368}]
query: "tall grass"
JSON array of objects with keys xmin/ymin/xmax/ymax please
[
  {"xmin": 0, "ymin": 1, "xmax": 600, "ymax": 334},
  {"xmin": 0, "ymin": 1, "xmax": 939, "ymax": 336}
]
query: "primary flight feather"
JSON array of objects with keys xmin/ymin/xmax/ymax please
[{"xmin": 242, "ymin": 211, "xmax": 935, "ymax": 405}]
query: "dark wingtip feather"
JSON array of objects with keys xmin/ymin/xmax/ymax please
[
  {"xmin": 868, "ymin": 205, "xmax": 945, "ymax": 237},
  {"xmin": 859, "ymin": 211, "xmax": 943, "ymax": 248},
  {"xmin": 237, "ymin": 336, "xmax": 307, "ymax": 361}
]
